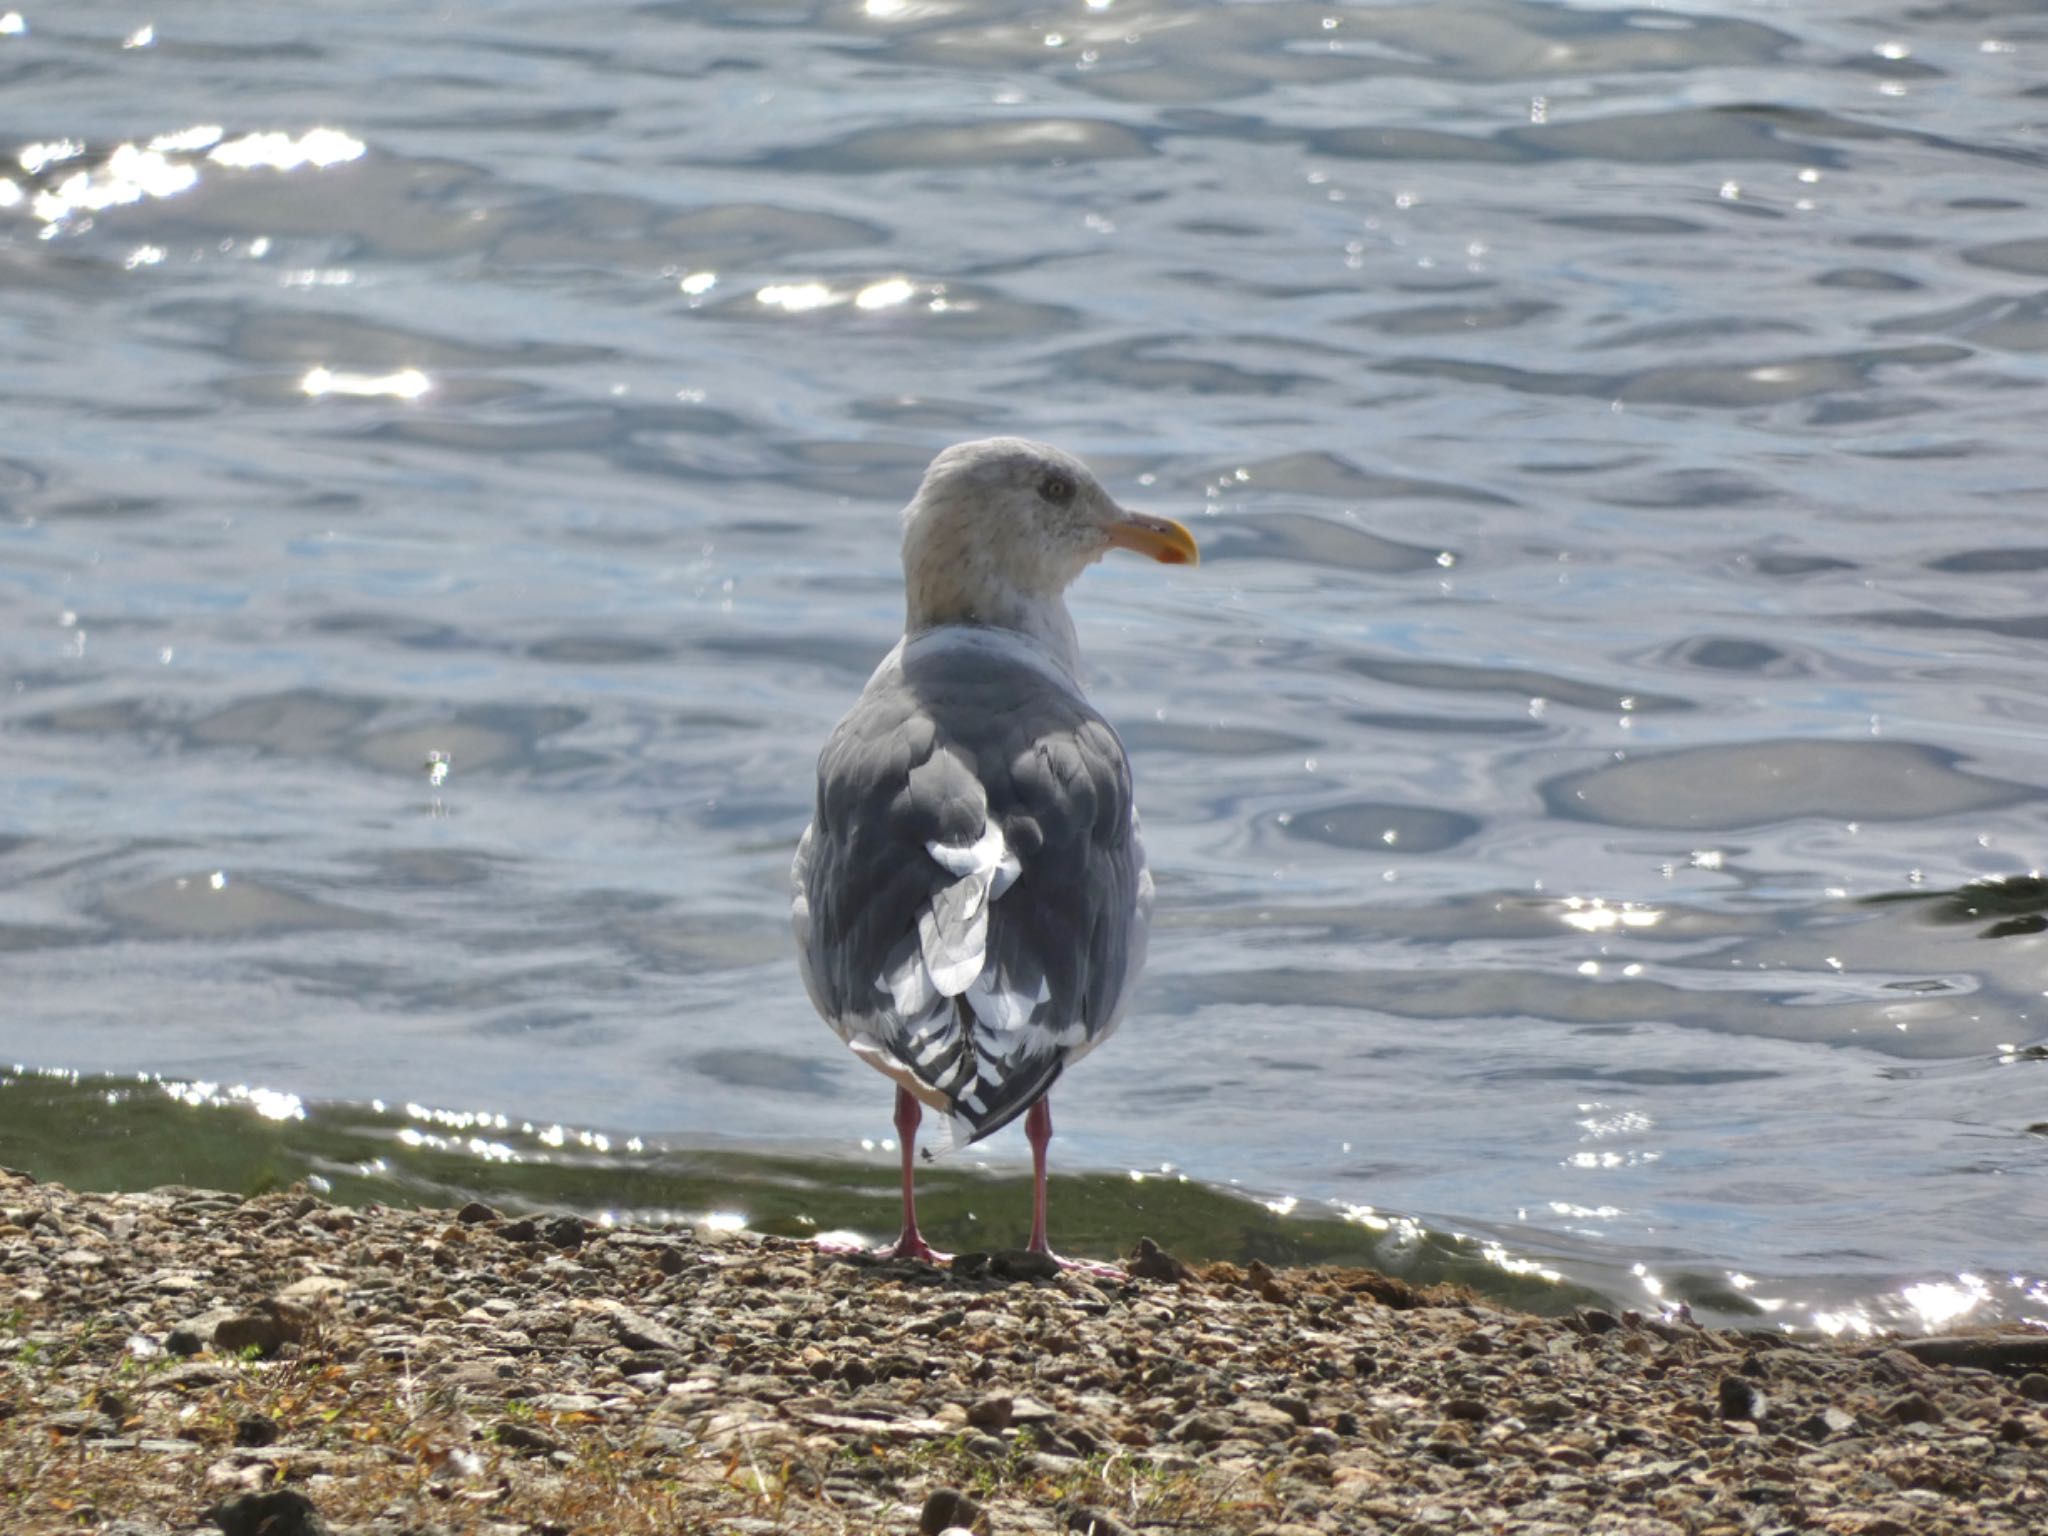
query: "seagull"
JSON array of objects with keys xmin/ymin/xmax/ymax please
[{"xmin": 792, "ymin": 438, "xmax": 1197, "ymax": 1265}]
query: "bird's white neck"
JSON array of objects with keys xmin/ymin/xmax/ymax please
[{"xmin": 902, "ymin": 504, "xmax": 1085, "ymax": 678}]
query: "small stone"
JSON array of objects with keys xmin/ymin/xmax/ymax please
[
  {"xmin": 604, "ymin": 1304, "xmax": 686, "ymax": 1354},
  {"xmin": 1795, "ymin": 1406, "xmax": 1857, "ymax": 1439},
  {"xmin": 2019, "ymin": 1373, "xmax": 2048, "ymax": 1402},
  {"xmin": 1887, "ymin": 1391, "xmax": 1942, "ymax": 1425},
  {"xmin": 457, "ymin": 1201, "xmax": 499, "ymax": 1224},
  {"xmin": 233, "ymin": 1415, "xmax": 279, "ymax": 1448},
  {"xmin": 1245, "ymin": 1259, "xmax": 1290, "ymax": 1304},
  {"xmin": 967, "ymin": 1393, "xmax": 1014, "ymax": 1430},
  {"xmin": 1717, "ymin": 1376, "xmax": 1764, "ymax": 1422},
  {"xmin": 541, "ymin": 1215, "xmax": 586, "ymax": 1250},
  {"xmin": 1871, "ymin": 1348, "xmax": 1925, "ymax": 1384},
  {"xmin": 213, "ymin": 1314, "xmax": 289, "ymax": 1359},
  {"xmin": 164, "ymin": 1328, "xmax": 205, "ymax": 1358},
  {"xmin": 920, "ymin": 1487, "xmax": 987, "ymax": 1535},
  {"xmin": 207, "ymin": 1489, "xmax": 331, "ymax": 1536},
  {"xmin": 839, "ymin": 1357, "xmax": 876, "ymax": 1389},
  {"xmin": 990, "ymin": 1249, "xmax": 1059, "ymax": 1282},
  {"xmin": 500, "ymin": 1217, "xmax": 539, "ymax": 1243},
  {"xmin": 1269, "ymin": 1393, "xmax": 1311, "ymax": 1425},
  {"xmin": 1577, "ymin": 1307, "xmax": 1621, "ymax": 1335},
  {"xmin": 1126, "ymin": 1237, "xmax": 1196, "ymax": 1283},
  {"xmin": 275, "ymin": 1276, "xmax": 347, "ymax": 1306},
  {"xmin": 1444, "ymin": 1397, "xmax": 1488, "ymax": 1422},
  {"xmin": 494, "ymin": 1420, "xmax": 560, "ymax": 1455},
  {"xmin": 1172, "ymin": 1412, "xmax": 1229, "ymax": 1444}
]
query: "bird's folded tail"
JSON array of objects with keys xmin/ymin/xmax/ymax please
[{"xmin": 884, "ymin": 996, "xmax": 1062, "ymax": 1154}]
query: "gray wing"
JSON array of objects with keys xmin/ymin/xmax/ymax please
[{"xmin": 792, "ymin": 631, "xmax": 1151, "ymax": 1144}]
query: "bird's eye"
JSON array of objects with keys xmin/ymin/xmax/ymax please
[{"xmin": 1038, "ymin": 473, "xmax": 1075, "ymax": 505}]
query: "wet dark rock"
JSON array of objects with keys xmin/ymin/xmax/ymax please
[
  {"xmin": 541, "ymin": 1214, "xmax": 587, "ymax": 1250},
  {"xmin": 2019, "ymin": 1373, "xmax": 2048, "ymax": 1402},
  {"xmin": 207, "ymin": 1490, "xmax": 331, "ymax": 1536},
  {"xmin": 1577, "ymin": 1307, "xmax": 1622, "ymax": 1335},
  {"xmin": 456, "ymin": 1201, "xmax": 499, "ymax": 1224},
  {"xmin": 1886, "ymin": 1390, "xmax": 1943, "ymax": 1424},
  {"xmin": 990, "ymin": 1249, "xmax": 1059, "ymax": 1282},
  {"xmin": 1717, "ymin": 1375, "xmax": 1764, "ymax": 1422},
  {"xmin": 920, "ymin": 1486, "xmax": 988, "ymax": 1534},
  {"xmin": 839, "ymin": 1357, "xmax": 876, "ymax": 1388},
  {"xmin": 499, "ymin": 1217, "xmax": 539, "ymax": 1242}
]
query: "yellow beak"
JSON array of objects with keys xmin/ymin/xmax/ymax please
[{"xmin": 1105, "ymin": 510, "xmax": 1200, "ymax": 567}]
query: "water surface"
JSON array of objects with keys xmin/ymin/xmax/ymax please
[{"xmin": 3, "ymin": 0, "xmax": 2046, "ymax": 1332}]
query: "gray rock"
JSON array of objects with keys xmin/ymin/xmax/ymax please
[{"xmin": 967, "ymin": 1393, "xmax": 1014, "ymax": 1430}]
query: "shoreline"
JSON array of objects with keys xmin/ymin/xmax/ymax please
[{"xmin": 3, "ymin": 1168, "xmax": 2044, "ymax": 1535}]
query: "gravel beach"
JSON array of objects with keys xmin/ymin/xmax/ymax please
[{"xmin": 3, "ymin": 1168, "xmax": 2044, "ymax": 1536}]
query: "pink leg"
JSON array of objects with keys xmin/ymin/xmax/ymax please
[
  {"xmin": 1024, "ymin": 1097, "xmax": 1122, "ymax": 1276},
  {"xmin": 1025, "ymin": 1097, "xmax": 1054, "ymax": 1255},
  {"xmin": 874, "ymin": 1087, "xmax": 949, "ymax": 1264}
]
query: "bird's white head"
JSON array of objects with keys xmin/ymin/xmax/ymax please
[{"xmin": 900, "ymin": 437, "xmax": 1197, "ymax": 666}]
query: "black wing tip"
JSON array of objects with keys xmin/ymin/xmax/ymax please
[{"xmin": 948, "ymin": 1058, "xmax": 1066, "ymax": 1147}]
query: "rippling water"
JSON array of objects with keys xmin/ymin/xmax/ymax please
[{"xmin": 4, "ymin": 0, "xmax": 2046, "ymax": 1333}]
